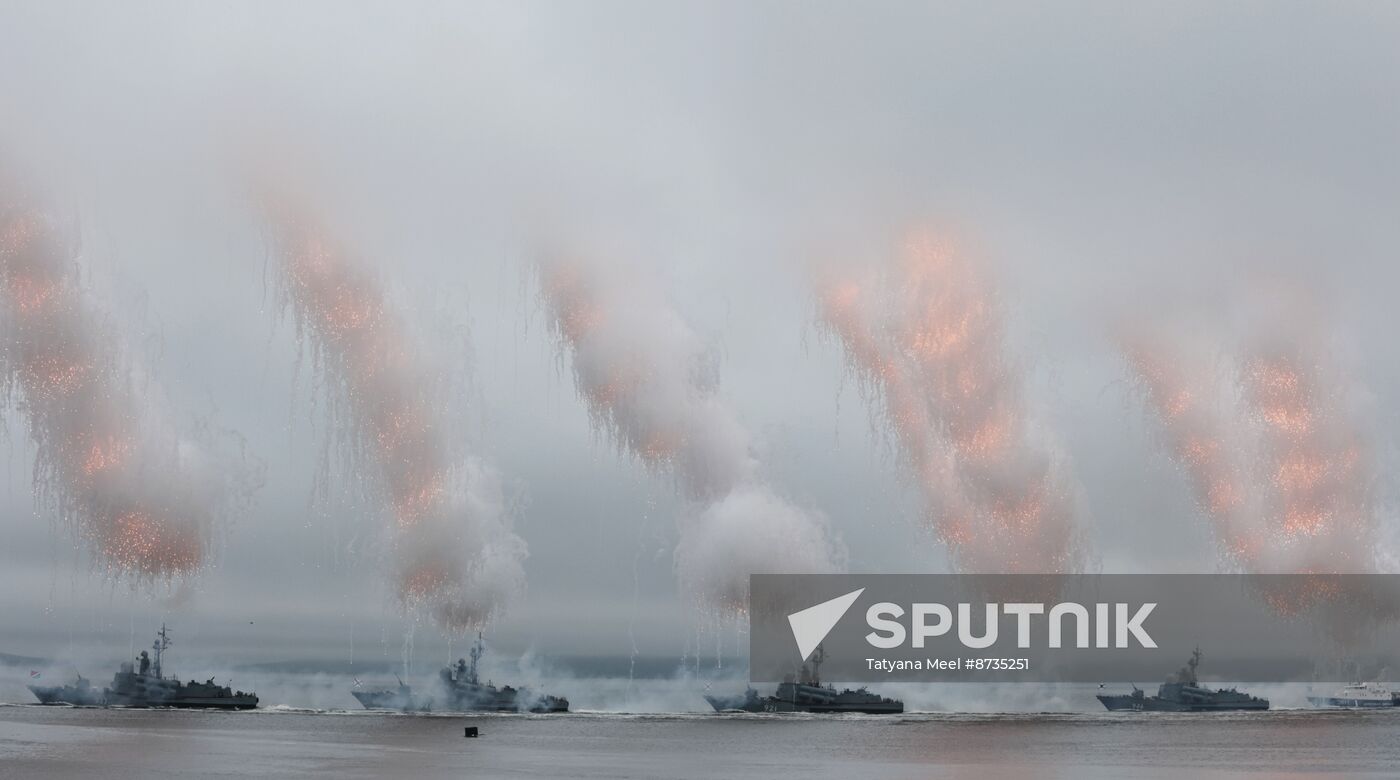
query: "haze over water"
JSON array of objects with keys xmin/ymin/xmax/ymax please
[{"xmin": 5, "ymin": 706, "xmax": 1400, "ymax": 779}]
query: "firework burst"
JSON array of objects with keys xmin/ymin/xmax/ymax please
[
  {"xmin": 0, "ymin": 176, "xmax": 253, "ymax": 580},
  {"xmin": 1121, "ymin": 293, "xmax": 1375, "ymax": 574},
  {"xmin": 817, "ymin": 230, "xmax": 1081, "ymax": 573},
  {"xmin": 260, "ymin": 188, "xmax": 525, "ymax": 631}
]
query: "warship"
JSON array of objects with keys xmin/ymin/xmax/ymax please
[
  {"xmin": 1307, "ymin": 682, "xmax": 1400, "ymax": 708},
  {"xmin": 1097, "ymin": 648, "xmax": 1269, "ymax": 712},
  {"xmin": 705, "ymin": 647, "xmax": 904, "ymax": 714},
  {"xmin": 28, "ymin": 625, "xmax": 258, "ymax": 710},
  {"xmin": 351, "ymin": 633, "xmax": 569, "ymax": 713}
]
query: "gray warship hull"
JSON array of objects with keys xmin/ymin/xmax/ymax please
[
  {"xmin": 707, "ymin": 647, "xmax": 903, "ymax": 715},
  {"xmin": 104, "ymin": 672, "xmax": 258, "ymax": 710},
  {"xmin": 1096, "ymin": 690, "xmax": 1269, "ymax": 712},
  {"xmin": 352, "ymin": 686, "xmax": 567, "ymax": 713},
  {"xmin": 705, "ymin": 689, "xmax": 904, "ymax": 714},
  {"xmin": 1097, "ymin": 649, "xmax": 1268, "ymax": 712},
  {"xmin": 706, "ymin": 671, "xmax": 904, "ymax": 715},
  {"xmin": 438, "ymin": 685, "xmax": 568, "ymax": 713},
  {"xmin": 105, "ymin": 695, "xmax": 258, "ymax": 709}
]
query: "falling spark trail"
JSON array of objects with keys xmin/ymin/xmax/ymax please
[
  {"xmin": 1122, "ymin": 300, "xmax": 1375, "ymax": 574},
  {"xmin": 261, "ymin": 189, "xmax": 525, "ymax": 630},
  {"xmin": 0, "ymin": 176, "xmax": 251, "ymax": 579},
  {"xmin": 539, "ymin": 254, "xmax": 843, "ymax": 611},
  {"xmin": 817, "ymin": 231, "xmax": 1080, "ymax": 573}
]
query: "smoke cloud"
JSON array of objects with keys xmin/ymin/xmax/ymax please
[
  {"xmin": 538, "ymin": 254, "xmax": 843, "ymax": 610},
  {"xmin": 259, "ymin": 187, "xmax": 526, "ymax": 631},
  {"xmin": 817, "ymin": 231, "xmax": 1082, "ymax": 573},
  {"xmin": 0, "ymin": 171, "xmax": 256, "ymax": 579}
]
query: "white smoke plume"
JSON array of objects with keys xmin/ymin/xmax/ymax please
[
  {"xmin": 0, "ymin": 171, "xmax": 257, "ymax": 579},
  {"xmin": 1121, "ymin": 288, "xmax": 1376, "ymax": 574},
  {"xmin": 538, "ymin": 254, "xmax": 844, "ymax": 611},
  {"xmin": 259, "ymin": 187, "xmax": 526, "ymax": 631},
  {"xmin": 816, "ymin": 230, "xmax": 1081, "ymax": 573}
]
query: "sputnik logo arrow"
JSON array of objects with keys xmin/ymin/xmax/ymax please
[{"xmin": 787, "ymin": 588, "xmax": 865, "ymax": 662}]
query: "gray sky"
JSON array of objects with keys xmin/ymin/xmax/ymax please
[{"xmin": 1, "ymin": 0, "xmax": 1398, "ymax": 670}]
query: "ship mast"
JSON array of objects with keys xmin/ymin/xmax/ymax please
[
  {"xmin": 152, "ymin": 624, "xmax": 171, "ymax": 679},
  {"xmin": 800, "ymin": 645, "xmax": 826, "ymax": 686},
  {"xmin": 467, "ymin": 631, "xmax": 483, "ymax": 685}
]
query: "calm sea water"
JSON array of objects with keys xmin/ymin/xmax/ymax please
[{"xmin": 3, "ymin": 705, "xmax": 1400, "ymax": 779}]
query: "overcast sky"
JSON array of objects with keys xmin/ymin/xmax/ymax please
[{"xmin": 1, "ymin": 0, "xmax": 1398, "ymax": 670}]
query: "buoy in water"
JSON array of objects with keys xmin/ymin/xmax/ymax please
[{"xmin": 464, "ymin": 726, "xmax": 479, "ymax": 738}]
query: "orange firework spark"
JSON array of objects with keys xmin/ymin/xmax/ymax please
[
  {"xmin": 97, "ymin": 511, "xmax": 202, "ymax": 576},
  {"xmin": 817, "ymin": 231, "xmax": 1079, "ymax": 574},
  {"xmin": 80, "ymin": 436, "xmax": 132, "ymax": 477},
  {"xmin": 398, "ymin": 555, "xmax": 461, "ymax": 602},
  {"xmin": 21, "ymin": 355, "xmax": 92, "ymax": 399},
  {"xmin": 6, "ymin": 274, "xmax": 56, "ymax": 314}
]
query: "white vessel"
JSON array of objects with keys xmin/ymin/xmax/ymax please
[{"xmin": 1307, "ymin": 682, "xmax": 1399, "ymax": 709}]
